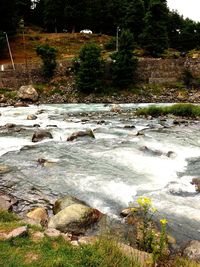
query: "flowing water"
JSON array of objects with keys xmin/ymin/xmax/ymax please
[{"xmin": 0, "ymin": 103, "xmax": 200, "ymax": 244}]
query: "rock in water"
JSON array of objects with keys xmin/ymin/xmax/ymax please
[
  {"xmin": 18, "ymin": 85, "xmax": 38, "ymax": 102},
  {"xmin": 67, "ymin": 129, "xmax": 95, "ymax": 141},
  {"xmin": 32, "ymin": 130, "xmax": 53, "ymax": 142}
]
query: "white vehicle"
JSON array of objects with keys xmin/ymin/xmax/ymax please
[{"xmin": 80, "ymin": 29, "xmax": 92, "ymax": 34}]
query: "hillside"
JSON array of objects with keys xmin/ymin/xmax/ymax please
[{"xmin": 0, "ymin": 31, "xmax": 111, "ymax": 65}]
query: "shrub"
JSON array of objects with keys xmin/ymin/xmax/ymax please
[
  {"xmin": 36, "ymin": 44, "xmax": 57, "ymax": 78},
  {"xmin": 104, "ymin": 37, "xmax": 116, "ymax": 51},
  {"xmin": 74, "ymin": 43, "xmax": 104, "ymax": 93}
]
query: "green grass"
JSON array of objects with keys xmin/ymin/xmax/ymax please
[
  {"xmin": 173, "ymin": 256, "xmax": 200, "ymax": 267},
  {"xmin": 136, "ymin": 103, "xmax": 200, "ymax": 118},
  {"xmin": 0, "ymin": 236, "xmax": 142, "ymax": 267}
]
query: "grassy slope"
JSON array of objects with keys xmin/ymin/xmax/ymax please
[{"xmin": 0, "ymin": 31, "xmax": 111, "ymax": 65}]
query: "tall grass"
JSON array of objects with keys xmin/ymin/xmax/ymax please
[{"xmin": 136, "ymin": 104, "xmax": 200, "ymax": 118}]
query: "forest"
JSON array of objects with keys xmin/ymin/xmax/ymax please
[{"xmin": 0, "ymin": 0, "xmax": 200, "ymax": 57}]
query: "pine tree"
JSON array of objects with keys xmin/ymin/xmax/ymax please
[
  {"xmin": 75, "ymin": 43, "xmax": 103, "ymax": 93},
  {"xmin": 139, "ymin": 0, "xmax": 169, "ymax": 57},
  {"xmin": 111, "ymin": 30, "xmax": 138, "ymax": 88}
]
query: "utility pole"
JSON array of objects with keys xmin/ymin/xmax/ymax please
[
  {"xmin": 4, "ymin": 32, "xmax": 15, "ymax": 70},
  {"xmin": 116, "ymin": 26, "xmax": 120, "ymax": 52},
  {"xmin": 19, "ymin": 19, "xmax": 28, "ymax": 71}
]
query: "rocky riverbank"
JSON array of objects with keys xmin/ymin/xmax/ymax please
[{"xmin": 1, "ymin": 81, "xmax": 200, "ymax": 107}]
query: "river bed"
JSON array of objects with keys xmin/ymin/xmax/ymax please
[{"xmin": 0, "ymin": 103, "xmax": 200, "ymax": 245}]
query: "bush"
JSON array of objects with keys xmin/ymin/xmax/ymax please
[
  {"xmin": 36, "ymin": 44, "xmax": 57, "ymax": 78},
  {"xmin": 104, "ymin": 37, "xmax": 116, "ymax": 51},
  {"xmin": 74, "ymin": 43, "xmax": 104, "ymax": 93}
]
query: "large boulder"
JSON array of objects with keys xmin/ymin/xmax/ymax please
[
  {"xmin": 18, "ymin": 85, "xmax": 38, "ymax": 102},
  {"xmin": 48, "ymin": 203, "xmax": 103, "ymax": 234},
  {"xmin": 32, "ymin": 130, "xmax": 53, "ymax": 142},
  {"xmin": 67, "ymin": 129, "xmax": 95, "ymax": 141},
  {"xmin": 183, "ymin": 240, "xmax": 200, "ymax": 262},
  {"xmin": 53, "ymin": 195, "xmax": 87, "ymax": 215}
]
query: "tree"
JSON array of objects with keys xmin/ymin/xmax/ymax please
[
  {"xmin": 36, "ymin": 44, "xmax": 57, "ymax": 78},
  {"xmin": 0, "ymin": 32, "xmax": 6, "ymax": 55},
  {"xmin": 75, "ymin": 43, "xmax": 103, "ymax": 93},
  {"xmin": 139, "ymin": 0, "xmax": 169, "ymax": 57},
  {"xmin": 0, "ymin": 0, "xmax": 16, "ymax": 34},
  {"xmin": 122, "ymin": 0, "xmax": 145, "ymax": 42},
  {"xmin": 111, "ymin": 30, "xmax": 138, "ymax": 88}
]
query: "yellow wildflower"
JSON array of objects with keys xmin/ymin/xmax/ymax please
[
  {"xmin": 137, "ymin": 196, "xmax": 152, "ymax": 207},
  {"xmin": 160, "ymin": 218, "xmax": 168, "ymax": 225}
]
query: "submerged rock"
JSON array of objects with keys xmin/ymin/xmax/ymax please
[
  {"xmin": 14, "ymin": 102, "xmax": 29, "ymax": 108},
  {"xmin": 139, "ymin": 146, "xmax": 175, "ymax": 158},
  {"xmin": 48, "ymin": 203, "xmax": 103, "ymax": 234},
  {"xmin": 67, "ymin": 129, "xmax": 95, "ymax": 141},
  {"xmin": 27, "ymin": 114, "xmax": 37, "ymax": 120},
  {"xmin": 32, "ymin": 130, "xmax": 53, "ymax": 142}
]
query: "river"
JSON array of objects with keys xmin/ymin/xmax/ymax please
[{"xmin": 0, "ymin": 103, "xmax": 200, "ymax": 245}]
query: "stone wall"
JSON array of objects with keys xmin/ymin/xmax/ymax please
[{"xmin": 0, "ymin": 58, "xmax": 200, "ymax": 89}]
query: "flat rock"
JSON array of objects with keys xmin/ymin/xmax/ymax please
[{"xmin": 7, "ymin": 226, "xmax": 28, "ymax": 239}]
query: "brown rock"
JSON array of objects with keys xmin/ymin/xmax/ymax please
[
  {"xmin": 44, "ymin": 228, "xmax": 61, "ymax": 238},
  {"xmin": 7, "ymin": 226, "xmax": 28, "ymax": 239},
  {"xmin": 183, "ymin": 240, "xmax": 200, "ymax": 262},
  {"xmin": 27, "ymin": 114, "xmax": 37, "ymax": 120},
  {"xmin": 67, "ymin": 129, "xmax": 95, "ymax": 141},
  {"xmin": 32, "ymin": 130, "xmax": 53, "ymax": 142},
  {"xmin": 26, "ymin": 207, "xmax": 48, "ymax": 226},
  {"xmin": 0, "ymin": 192, "xmax": 18, "ymax": 211}
]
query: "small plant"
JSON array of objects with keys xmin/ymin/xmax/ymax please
[
  {"xmin": 131, "ymin": 197, "xmax": 169, "ymax": 263},
  {"xmin": 36, "ymin": 44, "xmax": 57, "ymax": 78}
]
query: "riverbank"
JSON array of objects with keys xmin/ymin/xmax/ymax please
[{"xmin": 1, "ymin": 80, "xmax": 200, "ymax": 107}]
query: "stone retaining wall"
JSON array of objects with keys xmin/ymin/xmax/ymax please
[{"xmin": 0, "ymin": 58, "xmax": 200, "ymax": 89}]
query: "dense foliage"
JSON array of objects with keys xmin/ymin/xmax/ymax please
[
  {"xmin": 36, "ymin": 44, "xmax": 57, "ymax": 78},
  {"xmin": 111, "ymin": 30, "xmax": 138, "ymax": 87},
  {"xmin": 0, "ymin": 0, "xmax": 200, "ymax": 55},
  {"xmin": 74, "ymin": 43, "xmax": 103, "ymax": 93}
]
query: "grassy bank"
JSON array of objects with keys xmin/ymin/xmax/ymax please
[
  {"xmin": 0, "ymin": 210, "xmax": 141, "ymax": 267},
  {"xmin": 136, "ymin": 103, "xmax": 200, "ymax": 118},
  {"xmin": 0, "ymin": 210, "xmax": 200, "ymax": 266}
]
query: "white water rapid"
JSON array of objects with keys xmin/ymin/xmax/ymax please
[{"xmin": 0, "ymin": 103, "xmax": 200, "ymax": 244}]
